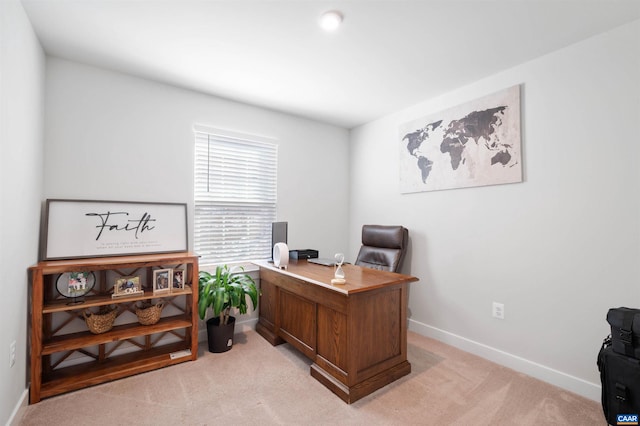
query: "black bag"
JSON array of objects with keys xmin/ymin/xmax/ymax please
[
  {"xmin": 607, "ymin": 307, "xmax": 640, "ymax": 359},
  {"xmin": 598, "ymin": 336, "xmax": 640, "ymax": 425}
]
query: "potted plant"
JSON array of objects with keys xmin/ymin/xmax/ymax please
[{"xmin": 198, "ymin": 265, "xmax": 258, "ymax": 353}]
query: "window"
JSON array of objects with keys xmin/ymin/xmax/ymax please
[{"xmin": 194, "ymin": 128, "xmax": 277, "ymax": 265}]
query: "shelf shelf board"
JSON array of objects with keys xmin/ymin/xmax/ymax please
[
  {"xmin": 31, "ymin": 252, "xmax": 199, "ymax": 275},
  {"xmin": 40, "ymin": 341, "xmax": 195, "ymax": 399},
  {"xmin": 43, "ymin": 287, "xmax": 193, "ymax": 314},
  {"xmin": 42, "ymin": 315, "xmax": 193, "ymax": 355}
]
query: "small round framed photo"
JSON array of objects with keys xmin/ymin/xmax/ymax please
[{"xmin": 56, "ymin": 271, "xmax": 95, "ymax": 302}]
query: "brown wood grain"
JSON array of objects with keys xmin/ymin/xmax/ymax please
[
  {"xmin": 278, "ymin": 290, "xmax": 316, "ymax": 358},
  {"xmin": 42, "ymin": 316, "xmax": 192, "ymax": 355},
  {"xmin": 29, "ymin": 252, "xmax": 199, "ymax": 403},
  {"xmin": 255, "ymin": 260, "xmax": 418, "ymax": 403},
  {"xmin": 42, "ymin": 288, "xmax": 193, "ymax": 314},
  {"xmin": 30, "ymin": 252, "xmax": 198, "ymax": 275},
  {"xmin": 254, "ymin": 259, "xmax": 417, "ymax": 294},
  {"xmin": 39, "ymin": 341, "xmax": 191, "ymax": 399}
]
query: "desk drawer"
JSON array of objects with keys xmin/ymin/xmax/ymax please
[{"xmin": 279, "ymin": 290, "xmax": 316, "ymax": 358}]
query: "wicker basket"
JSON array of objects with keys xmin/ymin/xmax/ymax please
[
  {"xmin": 135, "ymin": 302, "xmax": 164, "ymax": 325},
  {"xmin": 83, "ymin": 307, "xmax": 117, "ymax": 334}
]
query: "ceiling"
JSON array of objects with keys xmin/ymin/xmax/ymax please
[{"xmin": 21, "ymin": 0, "xmax": 640, "ymax": 129}]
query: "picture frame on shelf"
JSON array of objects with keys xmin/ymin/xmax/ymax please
[
  {"xmin": 56, "ymin": 271, "xmax": 96, "ymax": 304},
  {"xmin": 172, "ymin": 267, "xmax": 185, "ymax": 292},
  {"xmin": 68, "ymin": 272, "xmax": 88, "ymax": 294},
  {"xmin": 153, "ymin": 269, "xmax": 172, "ymax": 294},
  {"xmin": 113, "ymin": 276, "xmax": 143, "ymax": 298}
]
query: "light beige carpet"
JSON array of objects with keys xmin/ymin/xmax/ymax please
[{"xmin": 15, "ymin": 330, "xmax": 606, "ymax": 425}]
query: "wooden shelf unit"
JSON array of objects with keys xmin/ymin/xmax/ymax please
[{"xmin": 29, "ymin": 252, "xmax": 199, "ymax": 404}]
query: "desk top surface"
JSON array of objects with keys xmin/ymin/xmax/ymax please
[{"xmin": 253, "ymin": 259, "xmax": 418, "ymax": 295}]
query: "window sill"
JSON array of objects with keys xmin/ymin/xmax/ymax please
[{"xmin": 199, "ymin": 260, "xmax": 262, "ymax": 274}]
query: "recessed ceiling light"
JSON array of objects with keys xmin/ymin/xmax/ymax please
[{"xmin": 319, "ymin": 10, "xmax": 343, "ymax": 32}]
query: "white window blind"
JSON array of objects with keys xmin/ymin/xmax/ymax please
[{"xmin": 194, "ymin": 130, "xmax": 277, "ymax": 265}]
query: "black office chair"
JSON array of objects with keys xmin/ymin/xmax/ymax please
[{"xmin": 354, "ymin": 225, "xmax": 408, "ymax": 273}]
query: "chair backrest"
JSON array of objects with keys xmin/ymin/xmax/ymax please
[{"xmin": 355, "ymin": 225, "xmax": 408, "ymax": 273}]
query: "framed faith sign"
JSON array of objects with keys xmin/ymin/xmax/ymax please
[{"xmin": 43, "ymin": 199, "xmax": 188, "ymax": 260}]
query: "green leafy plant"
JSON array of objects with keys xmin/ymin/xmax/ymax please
[{"xmin": 198, "ymin": 265, "xmax": 258, "ymax": 325}]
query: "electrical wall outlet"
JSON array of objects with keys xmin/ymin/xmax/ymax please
[
  {"xmin": 9, "ymin": 341, "xmax": 16, "ymax": 367},
  {"xmin": 492, "ymin": 302, "xmax": 505, "ymax": 320}
]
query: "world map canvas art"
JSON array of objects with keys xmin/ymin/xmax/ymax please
[{"xmin": 399, "ymin": 85, "xmax": 522, "ymax": 193}]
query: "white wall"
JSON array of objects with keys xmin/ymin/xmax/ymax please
[
  {"xmin": 349, "ymin": 20, "xmax": 640, "ymax": 401},
  {"xmin": 44, "ymin": 57, "xmax": 350, "ymax": 256},
  {"xmin": 0, "ymin": 0, "xmax": 45, "ymax": 423}
]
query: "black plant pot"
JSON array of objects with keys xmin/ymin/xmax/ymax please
[{"xmin": 206, "ymin": 316, "xmax": 235, "ymax": 353}]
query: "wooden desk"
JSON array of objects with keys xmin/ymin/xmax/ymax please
[{"xmin": 255, "ymin": 260, "xmax": 418, "ymax": 403}]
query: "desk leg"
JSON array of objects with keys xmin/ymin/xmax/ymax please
[
  {"xmin": 257, "ymin": 272, "xmax": 286, "ymax": 346},
  {"xmin": 256, "ymin": 321, "xmax": 285, "ymax": 346},
  {"xmin": 310, "ymin": 360, "xmax": 411, "ymax": 404}
]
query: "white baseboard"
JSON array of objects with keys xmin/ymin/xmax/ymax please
[
  {"xmin": 408, "ymin": 319, "xmax": 601, "ymax": 402},
  {"xmin": 7, "ymin": 388, "xmax": 29, "ymax": 426}
]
